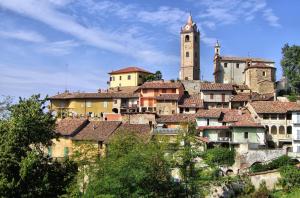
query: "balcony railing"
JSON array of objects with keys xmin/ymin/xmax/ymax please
[
  {"xmin": 153, "ymin": 128, "xmax": 180, "ymax": 135},
  {"xmin": 217, "ymin": 137, "xmax": 231, "ymax": 142}
]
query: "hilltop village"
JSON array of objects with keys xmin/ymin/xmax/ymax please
[{"xmin": 49, "ymin": 15, "xmax": 300, "ymax": 184}]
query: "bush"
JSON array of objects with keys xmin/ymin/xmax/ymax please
[
  {"xmin": 288, "ymin": 92, "xmax": 298, "ymax": 102},
  {"xmin": 279, "ymin": 165, "xmax": 300, "ymax": 192},
  {"xmin": 250, "ymin": 155, "xmax": 297, "ymax": 173},
  {"xmin": 202, "ymin": 147, "xmax": 235, "ymax": 167}
]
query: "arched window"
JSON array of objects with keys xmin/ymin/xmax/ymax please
[
  {"xmin": 186, "ymin": 52, "xmax": 189, "ymax": 57},
  {"xmin": 279, "ymin": 126, "xmax": 285, "ymax": 134},
  {"xmin": 185, "ymin": 35, "xmax": 190, "ymax": 42},
  {"xmin": 271, "ymin": 125, "xmax": 277, "ymax": 134}
]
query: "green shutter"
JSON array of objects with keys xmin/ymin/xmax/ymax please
[{"xmin": 64, "ymin": 147, "xmax": 69, "ymax": 157}]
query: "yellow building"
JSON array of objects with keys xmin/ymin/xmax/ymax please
[
  {"xmin": 49, "ymin": 92, "xmax": 114, "ymax": 118},
  {"xmin": 108, "ymin": 66, "xmax": 153, "ymax": 88}
]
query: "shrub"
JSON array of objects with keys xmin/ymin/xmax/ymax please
[{"xmin": 202, "ymin": 147, "xmax": 235, "ymax": 167}]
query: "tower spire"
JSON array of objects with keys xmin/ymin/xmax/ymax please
[{"xmin": 187, "ymin": 12, "xmax": 193, "ymax": 25}]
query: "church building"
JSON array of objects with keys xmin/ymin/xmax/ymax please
[{"xmin": 179, "ymin": 14, "xmax": 200, "ymax": 81}]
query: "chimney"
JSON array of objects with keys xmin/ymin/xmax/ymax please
[{"xmin": 98, "ymin": 89, "xmax": 102, "ymax": 93}]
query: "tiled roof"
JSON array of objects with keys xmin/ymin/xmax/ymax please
[
  {"xmin": 156, "ymin": 94, "xmax": 181, "ymax": 101},
  {"xmin": 140, "ymin": 81, "xmax": 183, "ymax": 89},
  {"xmin": 220, "ymin": 109, "xmax": 252, "ymax": 123},
  {"xmin": 196, "ymin": 109, "xmax": 223, "ymax": 118},
  {"xmin": 55, "ymin": 118, "xmax": 88, "ymax": 136},
  {"xmin": 219, "ymin": 56, "xmax": 274, "ymax": 63},
  {"xmin": 245, "ymin": 62, "xmax": 275, "ymax": 70},
  {"xmin": 109, "ymin": 67, "xmax": 152, "ymax": 74},
  {"xmin": 249, "ymin": 101, "xmax": 300, "ymax": 114},
  {"xmin": 230, "ymin": 120, "xmax": 264, "ymax": 128},
  {"xmin": 231, "ymin": 93, "xmax": 250, "ymax": 102},
  {"xmin": 72, "ymin": 121, "xmax": 121, "ymax": 141},
  {"xmin": 233, "ymin": 84, "xmax": 250, "ymax": 90},
  {"xmin": 179, "ymin": 94, "xmax": 204, "ymax": 108},
  {"xmin": 200, "ymin": 83, "xmax": 233, "ymax": 91},
  {"xmin": 113, "ymin": 123, "xmax": 152, "ymax": 139},
  {"xmin": 156, "ymin": 114, "xmax": 197, "ymax": 123},
  {"xmin": 107, "ymin": 86, "xmax": 139, "ymax": 94},
  {"xmin": 49, "ymin": 91, "xmax": 138, "ymax": 100}
]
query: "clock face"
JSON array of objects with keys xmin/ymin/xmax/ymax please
[{"xmin": 185, "ymin": 25, "xmax": 190, "ymax": 30}]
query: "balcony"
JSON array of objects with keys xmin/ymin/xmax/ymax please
[
  {"xmin": 217, "ymin": 137, "xmax": 231, "ymax": 142},
  {"xmin": 153, "ymin": 128, "xmax": 180, "ymax": 135}
]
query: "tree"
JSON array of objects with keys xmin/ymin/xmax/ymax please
[
  {"xmin": 0, "ymin": 95, "xmax": 77, "ymax": 197},
  {"xmin": 144, "ymin": 71, "xmax": 163, "ymax": 82},
  {"xmin": 84, "ymin": 131, "xmax": 178, "ymax": 198},
  {"xmin": 281, "ymin": 44, "xmax": 300, "ymax": 93},
  {"xmin": 202, "ymin": 147, "xmax": 235, "ymax": 167},
  {"xmin": 279, "ymin": 165, "xmax": 300, "ymax": 192}
]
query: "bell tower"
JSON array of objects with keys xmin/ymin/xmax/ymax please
[{"xmin": 179, "ymin": 13, "xmax": 200, "ymax": 81}]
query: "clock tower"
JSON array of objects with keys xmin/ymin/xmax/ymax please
[{"xmin": 179, "ymin": 14, "xmax": 200, "ymax": 81}]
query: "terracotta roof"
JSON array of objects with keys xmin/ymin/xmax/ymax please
[
  {"xmin": 245, "ymin": 62, "xmax": 275, "ymax": 70},
  {"xmin": 220, "ymin": 109, "xmax": 252, "ymax": 123},
  {"xmin": 219, "ymin": 56, "xmax": 274, "ymax": 63},
  {"xmin": 72, "ymin": 121, "xmax": 121, "ymax": 141},
  {"xmin": 140, "ymin": 81, "xmax": 183, "ymax": 89},
  {"xmin": 49, "ymin": 91, "xmax": 138, "ymax": 100},
  {"xmin": 108, "ymin": 67, "xmax": 152, "ymax": 74},
  {"xmin": 156, "ymin": 94, "xmax": 181, "ymax": 101},
  {"xmin": 113, "ymin": 123, "xmax": 152, "ymax": 140},
  {"xmin": 55, "ymin": 118, "xmax": 88, "ymax": 136},
  {"xmin": 107, "ymin": 86, "xmax": 139, "ymax": 94},
  {"xmin": 249, "ymin": 101, "xmax": 300, "ymax": 114},
  {"xmin": 196, "ymin": 109, "xmax": 222, "ymax": 118},
  {"xmin": 233, "ymin": 84, "xmax": 250, "ymax": 90},
  {"xmin": 230, "ymin": 120, "xmax": 264, "ymax": 128},
  {"xmin": 231, "ymin": 93, "xmax": 250, "ymax": 102},
  {"xmin": 200, "ymin": 83, "xmax": 233, "ymax": 91},
  {"xmin": 179, "ymin": 94, "xmax": 204, "ymax": 108},
  {"xmin": 156, "ymin": 114, "xmax": 197, "ymax": 123}
]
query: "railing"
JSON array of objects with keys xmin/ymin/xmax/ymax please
[
  {"xmin": 217, "ymin": 137, "xmax": 231, "ymax": 142},
  {"xmin": 153, "ymin": 128, "xmax": 180, "ymax": 135}
]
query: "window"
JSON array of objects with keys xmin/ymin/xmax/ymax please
[
  {"xmin": 103, "ymin": 101, "xmax": 108, "ymax": 108},
  {"xmin": 172, "ymin": 89, "xmax": 176, "ymax": 93},
  {"xmin": 297, "ymin": 113, "xmax": 300, "ymax": 123},
  {"xmin": 185, "ymin": 108, "xmax": 189, "ymax": 112},
  {"xmin": 99, "ymin": 141, "xmax": 103, "ymax": 149},
  {"xmin": 64, "ymin": 147, "xmax": 69, "ymax": 157},
  {"xmin": 271, "ymin": 114, "xmax": 277, "ymax": 120},
  {"xmin": 172, "ymin": 110, "xmax": 175, "ymax": 114},
  {"xmin": 287, "ymin": 126, "xmax": 292, "ymax": 134},
  {"xmin": 47, "ymin": 146, "xmax": 52, "ymax": 157},
  {"xmin": 185, "ymin": 35, "xmax": 190, "ymax": 42},
  {"xmin": 119, "ymin": 76, "xmax": 122, "ymax": 80},
  {"xmin": 236, "ymin": 63, "xmax": 239, "ymax": 68},
  {"xmin": 210, "ymin": 93, "xmax": 214, "ymax": 99},
  {"xmin": 297, "ymin": 130, "xmax": 300, "ymax": 140},
  {"xmin": 119, "ymin": 83, "xmax": 121, "ymax": 87},
  {"xmin": 162, "ymin": 89, "xmax": 166, "ymax": 93},
  {"xmin": 114, "ymin": 99, "xmax": 118, "ymax": 104},
  {"xmin": 263, "ymin": 71, "xmax": 266, "ymax": 76},
  {"xmin": 112, "ymin": 76, "xmax": 115, "ymax": 81},
  {"xmin": 110, "ymin": 76, "xmax": 112, "ymax": 81},
  {"xmin": 139, "ymin": 75, "xmax": 142, "ymax": 78},
  {"xmin": 297, "ymin": 146, "xmax": 300, "ymax": 153},
  {"xmin": 224, "ymin": 63, "xmax": 228, "ymax": 68},
  {"xmin": 172, "ymin": 101, "xmax": 176, "ymax": 105},
  {"xmin": 263, "ymin": 114, "xmax": 269, "ymax": 119},
  {"xmin": 186, "ymin": 52, "xmax": 189, "ymax": 57},
  {"xmin": 271, "ymin": 126, "xmax": 277, "ymax": 134},
  {"xmin": 127, "ymin": 75, "xmax": 131, "ymax": 80},
  {"xmin": 86, "ymin": 101, "xmax": 92, "ymax": 108},
  {"xmin": 287, "ymin": 113, "xmax": 292, "ymax": 120},
  {"xmin": 244, "ymin": 132, "xmax": 248, "ymax": 139},
  {"xmin": 207, "ymin": 119, "xmax": 210, "ymax": 126},
  {"xmin": 279, "ymin": 126, "xmax": 285, "ymax": 134},
  {"xmin": 279, "ymin": 114, "xmax": 285, "ymax": 120}
]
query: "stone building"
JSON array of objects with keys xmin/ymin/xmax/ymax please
[
  {"xmin": 179, "ymin": 14, "xmax": 200, "ymax": 80},
  {"xmin": 213, "ymin": 41, "xmax": 276, "ymax": 94}
]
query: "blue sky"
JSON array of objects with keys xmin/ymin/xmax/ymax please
[{"xmin": 0, "ymin": 0, "xmax": 299, "ymax": 98}]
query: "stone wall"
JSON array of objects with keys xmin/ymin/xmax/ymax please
[
  {"xmin": 181, "ymin": 80, "xmax": 201, "ymax": 94},
  {"xmin": 122, "ymin": 113, "xmax": 156, "ymax": 125},
  {"xmin": 156, "ymin": 101, "xmax": 177, "ymax": 115},
  {"xmin": 248, "ymin": 169, "xmax": 281, "ymax": 190}
]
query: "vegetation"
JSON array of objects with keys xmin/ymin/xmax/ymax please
[
  {"xmin": 0, "ymin": 95, "xmax": 77, "ymax": 197},
  {"xmin": 281, "ymin": 44, "xmax": 300, "ymax": 94},
  {"xmin": 279, "ymin": 165, "xmax": 300, "ymax": 192},
  {"xmin": 144, "ymin": 70, "xmax": 163, "ymax": 82},
  {"xmin": 250, "ymin": 155, "xmax": 297, "ymax": 173},
  {"xmin": 202, "ymin": 147, "xmax": 235, "ymax": 167}
]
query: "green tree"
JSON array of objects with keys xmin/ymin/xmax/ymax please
[
  {"xmin": 84, "ymin": 131, "xmax": 178, "ymax": 198},
  {"xmin": 279, "ymin": 165, "xmax": 300, "ymax": 192},
  {"xmin": 202, "ymin": 147, "xmax": 235, "ymax": 167},
  {"xmin": 144, "ymin": 71, "xmax": 163, "ymax": 82},
  {"xmin": 0, "ymin": 95, "xmax": 77, "ymax": 197},
  {"xmin": 281, "ymin": 44, "xmax": 300, "ymax": 93}
]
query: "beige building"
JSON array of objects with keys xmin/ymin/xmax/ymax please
[
  {"xmin": 179, "ymin": 14, "xmax": 200, "ymax": 80},
  {"xmin": 213, "ymin": 41, "xmax": 276, "ymax": 94},
  {"xmin": 108, "ymin": 66, "xmax": 152, "ymax": 88}
]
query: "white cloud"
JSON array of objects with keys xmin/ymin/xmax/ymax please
[
  {"xmin": 0, "ymin": 30, "xmax": 46, "ymax": 43},
  {"xmin": 39, "ymin": 40, "xmax": 79, "ymax": 55},
  {"xmin": 263, "ymin": 8, "xmax": 281, "ymax": 27},
  {"xmin": 0, "ymin": 0, "xmax": 177, "ymax": 65}
]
